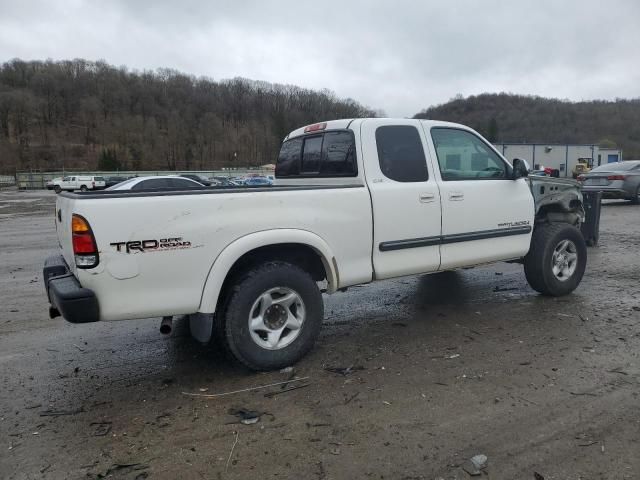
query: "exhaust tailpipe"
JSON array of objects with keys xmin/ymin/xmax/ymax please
[{"xmin": 160, "ymin": 316, "xmax": 173, "ymax": 335}]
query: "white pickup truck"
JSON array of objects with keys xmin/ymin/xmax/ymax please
[
  {"xmin": 52, "ymin": 175, "xmax": 106, "ymax": 193},
  {"xmin": 44, "ymin": 119, "xmax": 587, "ymax": 370}
]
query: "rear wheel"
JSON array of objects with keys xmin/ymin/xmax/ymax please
[
  {"xmin": 54, "ymin": 185, "xmax": 61, "ymax": 194},
  {"xmin": 80, "ymin": 185, "xmax": 88, "ymax": 192},
  {"xmin": 631, "ymin": 185, "xmax": 640, "ymax": 205},
  {"xmin": 524, "ymin": 223, "xmax": 587, "ymax": 296},
  {"xmin": 218, "ymin": 261, "xmax": 324, "ymax": 371}
]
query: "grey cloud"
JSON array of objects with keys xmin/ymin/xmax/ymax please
[{"xmin": 0, "ymin": 0, "xmax": 638, "ymax": 116}]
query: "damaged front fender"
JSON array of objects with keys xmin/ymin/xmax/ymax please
[{"xmin": 528, "ymin": 176, "xmax": 585, "ymax": 225}]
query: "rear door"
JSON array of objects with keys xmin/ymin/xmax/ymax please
[
  {"xmin": 361, "ymin": 119, "xmax": 442, "ymax": 279},
  {"xmin": 425, "ymin": 126, "xmax": 534, "ymax": 269}
]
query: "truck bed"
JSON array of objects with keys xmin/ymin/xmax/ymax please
[{"xmin": 55, "ymin": 184, "xmax": 373, "ymax": 321}]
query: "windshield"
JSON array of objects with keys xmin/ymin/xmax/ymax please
[{"xmin": 591, "ymin": 161, "xmax": 640, "ymax": 172}]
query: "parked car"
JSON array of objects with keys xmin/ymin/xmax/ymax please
[
  {"xmin": 244, "ymin": 176, "xmax": 272, "ymax": 187},
  {"xmin": 44, "ymin": 118, "xmax": 586, "ymax": 371},
  {"xmin": 180, "ymin": 174, "xmax": 211, "ymax": 186},
  {"xmin": 578, "ymin": 160, "xmax": 640, "ymax": 203},
  {"xmin": 105, "ymin": 176, "xmax": 133, "ymax": 188},
  {"xmin": 52, "ymin": 176, "xmax": 106, "ymax": 193},
  {"xmin": 106, "ymin": 175, "xmax": 204, "ymax": 191},
  {"xmin": 46, "ymin": 177, "xmax": 63, "ymax": 190},
  {"xmin": 210, "ymin": 176, "xmax": 240, "ymax": 187}
]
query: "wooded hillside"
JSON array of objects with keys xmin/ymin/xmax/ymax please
[
  {"xmin": 3, "ymin": 60, "xmax": 639, "ymax": 175},
  {"xmin": 0, "ymin": 59, "xmax": 375, "ymax": 174},
  {"xmin": 415, "ymin": 93, "xmax": 640, "ymax": 159}
]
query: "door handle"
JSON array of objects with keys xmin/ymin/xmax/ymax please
[
  {"xmin": 419, "ymin": 193, "xmax": 435, "ymax": 203},
  {"xmin": 449, "ymin": 192, "xmax": 464, "ymax": 201}
]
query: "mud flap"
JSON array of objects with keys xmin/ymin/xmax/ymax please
[{"xmin": 189, "ymin": 313, "xmax": 214, "ymax": 343}]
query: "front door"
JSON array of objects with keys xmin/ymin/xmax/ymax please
[
  {"xmin": 361, "ymin": 119, "xmax": 442, "ymax": 279},
  {"xmin": 60, "ymin": 176, "xmax": 74, "ymax": 190},
  {"xmin": 425, "ymin": 126, "xmax": 534, "ymax": 270}
]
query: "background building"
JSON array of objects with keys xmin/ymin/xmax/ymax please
[{"xmin": 494, "ymin": 143, "xmax": 622, "ymax": 177}]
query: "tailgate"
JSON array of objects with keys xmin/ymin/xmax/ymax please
[{"xmin": 55, "ymin": 194, "xmax": 77, "ymax": 270}]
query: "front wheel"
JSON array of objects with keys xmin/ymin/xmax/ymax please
[
  {"xmin": 54, "ymin": 185, "xmax": 61, "ymax": 194},
  {"xmin": 218, "ymin": 261, "xmax": 324, "ymax": 370},
  {"xmin": 524, "ymin": 223, "xmax": 587, "ymax": 296}
]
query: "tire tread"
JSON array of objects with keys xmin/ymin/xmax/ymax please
[
  {"xmin": 217, "ymin": 261, "xmax": 323, "ymax": 371},
  {"xmin": 524, "ymin": 223, "xmax": 586, "ymax": 296}
]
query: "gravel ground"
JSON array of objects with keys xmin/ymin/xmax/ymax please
[{"xmin": 0, "ymin": 188, "xmax": 639, "ymax": 480}]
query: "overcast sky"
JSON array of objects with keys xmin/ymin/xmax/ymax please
[{"xmin": 1, "ymin": 0, "xmax": 639, "ymax": 116}]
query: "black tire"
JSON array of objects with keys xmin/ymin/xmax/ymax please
[
  {"xmin": 630, "ymin": 185, "xmax": 640, "ymax": 205},
  {"xmin": 218, "ymin": 261, "xmax": 324, "ymax": 371},
  {"xmin": 80, "ymin": 185, "xmax": 87, "ymax": 192},
  {"xmin": 54, "ymin": 185, "xmax": 61, "ymax": 194},
  {"xmin": 524, "ymin": 223, "xmax": 587, "ymax": 296}
]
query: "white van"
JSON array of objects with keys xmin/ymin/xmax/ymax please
[{"xmin": 53, "ymin": 176, "xmax": 106, "ymax": 193}]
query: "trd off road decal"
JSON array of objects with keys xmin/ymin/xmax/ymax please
[{"xmin": 110, "ymin": 237, "xmax": 191, "ymax": 253}]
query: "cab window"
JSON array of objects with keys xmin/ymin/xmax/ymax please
[
  {"xmin": 276, "ymin": 130, "xmax": 357, "ymax": 178},
  {"xmin": 431, "ymin": 128, "xmax": 509, "ymax": 180},
  {"xmin": 301, "ymin": 135, "xmax": 323, "ymax": 174}
]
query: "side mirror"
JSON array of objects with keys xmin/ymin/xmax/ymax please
[{"xmin": 512, "ymin": 158, "xmax": 530, "ymax": 179}]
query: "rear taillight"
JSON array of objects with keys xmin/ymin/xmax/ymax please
[
  {"xmin": 72, "ymin": 214, "xmax": 99, "ymax": 268},
  {"xmin": 607, "ymin": 175, "xmax": 626, "ymax": 181}
]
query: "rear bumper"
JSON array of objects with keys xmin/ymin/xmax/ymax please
[
  {"xmin": 43, "ymin": 255, "xmax": 100, "ymax": 323},
  {"xmin": 581, "ymin": 186, "xmax": 629, "ymax": 199}
]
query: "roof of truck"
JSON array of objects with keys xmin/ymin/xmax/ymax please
[{"xmin": 284, "ymin": 118, "xmax": 468, "ymax": 141}]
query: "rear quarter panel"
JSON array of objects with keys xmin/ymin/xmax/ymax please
[{"xmin": 71, "ymin": 188, "xmax": 373, "ymax": 321}]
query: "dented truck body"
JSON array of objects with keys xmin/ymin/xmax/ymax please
[{"xmin": 529, "ymin": 176, "xmax": 585, "ymax": 225}]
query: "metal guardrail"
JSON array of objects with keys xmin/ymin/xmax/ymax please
[
  {"xmin": 15, "ymin": 170, "xmax": 272, "ymax": 190},
  {"xmin": 0, "ymin": 175, "xmax": 16, "ymax": 187}
]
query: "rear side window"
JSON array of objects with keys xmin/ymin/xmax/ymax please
[
  {"xmin": 276, "ymin": 130, "xmax": 357, "ymax": 178},
  {"xmin": 375, "ymin": 126, "xmax": 428, "ymax": 182}
]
